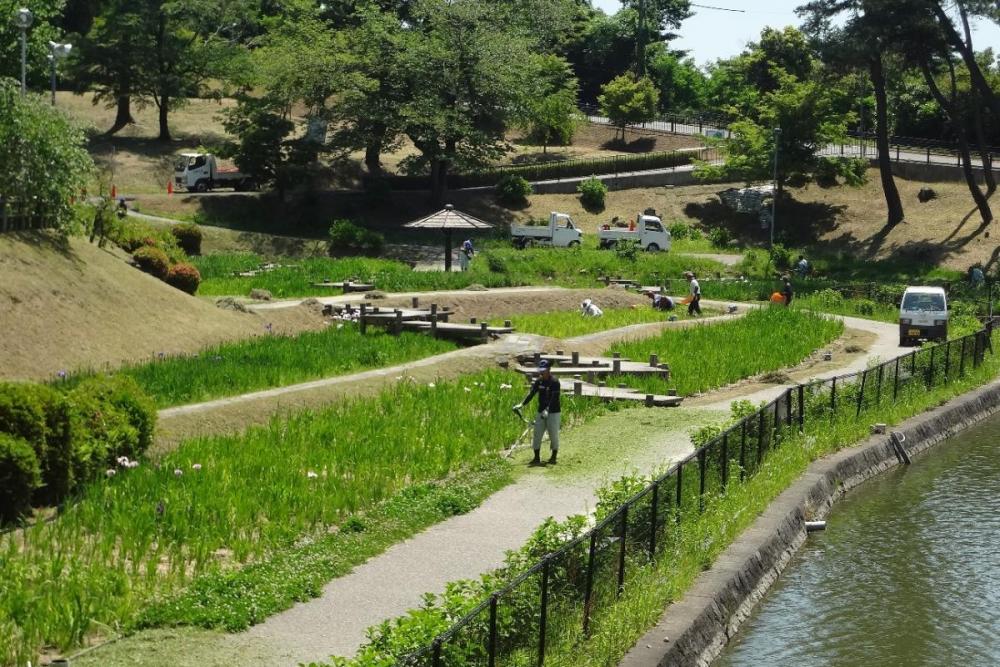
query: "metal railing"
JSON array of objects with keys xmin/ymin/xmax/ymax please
[
  {"xmin": 579, "ymin": 104, "xmax": 731, "ymax": 139},
  {"xmin": 391, "ymin": 321, "xmax": 996, "ymax": 667}
]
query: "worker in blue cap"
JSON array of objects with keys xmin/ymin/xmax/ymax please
[{"xmin": 514, "ymin": 358, "xmax": 561, "ymax": 465}]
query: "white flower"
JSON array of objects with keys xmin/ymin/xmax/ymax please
[
  {"xmin": 191, "ymin": 463, "xmax": 202, "ymax": 471},
  {"xmin": 427, "ymin": 382, "xmax": 436, "ymax": 388},
  {"xmin": 336, "ymin": 323, "xmax": 344, "ymax": 330},
  {"xmin": 173, "ymin": 468, "xmax": 183, "ymax": 477},
  {"xmin": 395, "ymin": 376, "xmax": 404, "ymax": 381},
  {"xmin": 128, "ymin": 460, "xmax": 140, "ymax": 469},
  {"xmin": 105, "ymin": 469, "xmax": 116, "ymax": 478},
  {"xmin": 464, "ymin": 387, "xmax": 472, "ymax": 392},
  {"xmin": 307, "ymin": 470, "xmax": 319, "ymax": 479},
  {"xmin": 117, "ymin": 456, "xmax": 130, "ymax": 466},
  {"xmin": 500, "ymin": 383, "xmax": 513, "ymax": 390}
]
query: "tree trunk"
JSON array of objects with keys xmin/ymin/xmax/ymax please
[
  {"xmin": 364, "ymin": 142, "xmax": 383, "ymax": 175},
  {"xmin": 430, "ymin": 158, "xmax": 448, "ymax": 206},
  {"xmin": 105, "ymin": 96, "xmax": 135, "ymax": 136},
  {"xmin": 157, "ymin": 95, "xmax": 171, "ymax": 142},
  {"xmin": 932, "ymin": 2, "xmax": 1000, "ymax": 120},
  {"xmin": 921, "ymin": 58, "xmax": 992, "ymax": 224},
  {"xmin": 870, "ymin": 55, "xmax": 905, "ymax": 226},
  {"xmin": 969, "ymin": 93, "xmax": 996, "ymax": 195}
]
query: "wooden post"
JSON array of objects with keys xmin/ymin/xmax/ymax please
[
  {"xmin": 504, "ymin": 320, "xmax": 512, "ymax": 328},
  {"xmin": 645, "ymin": 394, "xmax": 654, "ymax": 407},
  {"xmin": 649, "ymin": 353, "xmax": 659, "ymax": 367},
  {"xmin": 613, "ymin": 358, "xmax": 621, "ymax": 373},
  {"xmin": 359, "ymin": 303, "xmax": 367, "ymax": 335},
  {"xmin": 572, "ymin": 351, "xmax": 580, "ymax": 365},
  {"xmin": 394, "ymin": 309, "xmax": 403, "ymax": 335},
  {"xmin": 470, "ymin": 317, "xmax": 477, "ymax": 324},
  {"xmin": 556, "ymin": 349, "xmax": 564, "ymax": 356},
  {"xmin": 587, "ymin": 371, "xmax": 596, "ymax": 383},
  {"xmin": 412, "ymin": 296, "xmax": 419, "ymax": 308},
  {"xmin": 430, "ymin": 311, "xmax": 438, "ymax": 337},
  {"xmin": 534, "ymin": 352, "xmax": 541, "ymax": 365},
  {"xmin": 480, "ymin": 322, "xmax": 488, "ymax": 343},
  {"xmin": 574, "ymin": 380, "xmax": 583, "ymax": 396}
]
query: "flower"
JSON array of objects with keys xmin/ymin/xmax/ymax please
[
  {"xmin": 336, "ymin": 323, "xmax": 344, "ymax": 330},
  {"xmin": 191, "ymin": 463, "xmax": 202, "ymax": 471},
  {"xmin": 464, "ymin": 387, "xmax": 472, "ymax": 393},
  {"xmin": 500, "ymin": 383, "xmax": 513, "ymax": 390},
  {"xmin": 173, "ymin": 468, "xmax": 183, "ymax": 477},
  {"xmin": 427, "ymin": 382, "xmax": 436, "ymax": 388},
  {"xmin": 158, "ymin": 351, "xmax": 165, "ymax": 359},
  {"xmin": 117, "ymin": 456, "xmax": 130, "ymax": 466},
  {"xmin": 265, "ymin": 323, "xmax": 273, "ymax": 333},
  {"xmin": 395, "ymin": 376, "xmax": 404, "ymax": 381},
  {"xmin": 105, "ymin": 469, "xmax": 116, "ymax": 478},
  {"xmin": 56, "ymin": 370, "xmax": 67, "ymax": 379},
  {"xmin": 212, "ymin": 355, "xmax": 223, "ymax": 363},
  {"xmin": 307, "ymin": 470, "xmax": 319, "ymax": 479},
  {"xmin": 128, "ymin": 460, "xmax": 140, "ymax": 469}
]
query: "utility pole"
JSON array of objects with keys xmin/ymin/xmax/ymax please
[
  {"xmin": 637, "ymin": 0, "xmax": 647, "ymax": 77},
  {"xmin": 771, "ymin": 127, "xmax": 782, "ymax": 249}
]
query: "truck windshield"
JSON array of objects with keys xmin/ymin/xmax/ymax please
[
  {"xmin": 902, "ymin": 293, "xmax": 945, "ymax": 311},
  {"xmin": 188, "ymin": 156, "xmax": 206, "ymax": 169}
]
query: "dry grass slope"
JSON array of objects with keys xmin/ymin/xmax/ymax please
[{"xmin": 0, "ymin": 233, "xmax": 317, "ymax": 381}]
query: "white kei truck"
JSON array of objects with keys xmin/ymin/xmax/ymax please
[
  {"xmin": 511, "ymin": 212, "xmax": 583, "ymax": 248},
  {"xmin": 597, "ymin": 213, "xmax": 672, "ymax": 252},
  {"xmin": 898, "ymin": 286, "xmax": 948, "ymax": 346},
  {"xmin": 174, "ymin": 153, "xmax": 258, "ymax": 192}
]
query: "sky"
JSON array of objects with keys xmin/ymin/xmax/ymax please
[{"xmin": 592, "ymin": 0, "xmax": 1000, "ymax": 68}]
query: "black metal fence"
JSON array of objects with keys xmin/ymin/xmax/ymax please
[
  {"xmin": 392, "ymin": 322, "xmax": 996, "ymax": 667},
  {"xmin": 579, "ymin": 104, "xmax": 731, "ymax": 139}
]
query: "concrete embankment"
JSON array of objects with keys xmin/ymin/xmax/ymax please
[{"xmin": 620, "ymin": 377, "xmax": 1000, "ymax": 667}]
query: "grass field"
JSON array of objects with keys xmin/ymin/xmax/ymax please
[
  {"xmin": 57, "ymin": 325, "xmax": 456, "ymax": 408},
  {"xmin": 507, "ymin": 306, "xmax": 712, "ymax": 339},
  {"xmin": 0, "ymin": 369, "xmax": 599, "ymax": 664},
  {"xmin": 609, "ymin": 307, "xmax": 845, "ymax": 396},
  {"xmin": 193, "ymin": 250, "xmax": 726, "ymax": 298}
]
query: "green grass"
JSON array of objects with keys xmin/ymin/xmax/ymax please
[
  {"xmin": 608, "ymin": 306, "xmax": 845, "ymax": 396},
  {"xmin": 0, "ymin": 370, "xmax": 600, "ymax": 665},
  {"xmin": 507, "ymin": 306, "xmax": 713, "ymax": 339},
  {"xmin": 56, "ymin": 325, "xmax": 457, "ymax": 408},
  {"xmin": 192, "ymin": 249, "xmax": 726, "ymax": 299}
]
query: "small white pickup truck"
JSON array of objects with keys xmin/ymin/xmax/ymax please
[
  {"xmin": 174, "ymin": 153, "xmax": 257, "ymax": 192},
  {"xmin": 511, "ymin": 212, "xmax": 583, "ymax": 248},
  {"xmin": 598, "ymin": 214, "xmax": 672, "ymax": 252}
]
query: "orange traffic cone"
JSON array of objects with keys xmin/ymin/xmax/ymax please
[
  {"xmin": 167, "ymin": 180, "xmax": 174, "ymax": 195},
  {"xmin": 111, "ymin": 184, "xmax": 117, "ymax": 199}
]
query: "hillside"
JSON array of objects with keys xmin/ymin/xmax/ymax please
[{"xmin": 0, "ymin": 233, "xmax": 318, "ymax": 381}]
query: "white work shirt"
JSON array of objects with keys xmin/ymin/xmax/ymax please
[
  {"xmin": 689, "ymin": 279, "xmax": 700, "ymax": 297},
  {"xmin": 582, "ymin": 302, "xmax": 604, "ymax": 317}
]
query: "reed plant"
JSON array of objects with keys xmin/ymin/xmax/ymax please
[{"xmin": 508, "ymin": 307, "xmax": 711, "ymax": 339}]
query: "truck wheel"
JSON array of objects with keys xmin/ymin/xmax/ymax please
[
  {"xmin": 568, "ymin": 240, "xmax": 580, "ymax": 248},
  {"xmin": 194, "ymin": 180, "xmax": 209, "ymax": 193},
  {"xmin": 646, "ymin": 243, "xmax": 660, "ymax": 252}
]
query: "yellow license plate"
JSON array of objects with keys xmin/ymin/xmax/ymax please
[{"xmin": 908, "ymin": 328, "xmax": 921, "ymax": 336}]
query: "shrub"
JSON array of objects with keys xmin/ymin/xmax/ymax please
[
  {"xmin": 614, "ymin": 238, "xmax": 640, "ymax": 262},
  {"xmin": 812, "ymin": 288, "xmax": 845, "ymax": 309},
  {"xmin": 328, "ymin": 219, "xmax": 385, "ymax": 257},
  {"xmin": 133, "ymin": 246, "xmax": 170, "ymax": 280},
  {"xmin": 171, "ymin": 223, "xmax": 203, "ymax": 256},
  {"xmin": 668, "ymin": 221, "xmax": 691, "ymax": 240},
  {"xmin": 769, "ymin": 243, "xmax": 793, "ymax": 271},
  {"xmin": 854, "ymin": 299, "xmax": 878, "ymax": 316},
  {"xmin": 67, "ymin": 376, "xmax": 155, "ymax": 476},
  {"xmin": 577, "ymin": 176, "xmax": 607, "ymax": 210},
  {"xmin": 0, "ymin": 384, "xmax": 73, "ymax": 505},
  {"xmin": 110, "ymin": 219, "xmax": 186, "ymax": 262},
  {"xmin": 708, "ymin": 227, "xmax": 731, "ymax": 248},
  {"xmin": 166, "ymin": 263, "xmax": 202, "ymax": 295},
  {"xmin": 495, "ymin": 175, "xmax": 533, "ymax": 205},
  {"xmin": 483, "ymin": 251, "xmax": 507, "ymax": 274},
  {"xmin": 0, "ymin": 434, "xmax": 41, "ymax": 523}
]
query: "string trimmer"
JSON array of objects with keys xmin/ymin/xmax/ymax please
[{"xmin": 503, "ymin": 405, "xmax": 533, "ymax": 459}]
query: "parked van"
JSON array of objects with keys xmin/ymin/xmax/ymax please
[{"xmin": 899, "ymin": 286, "xmax": 948, "ymax": 346}]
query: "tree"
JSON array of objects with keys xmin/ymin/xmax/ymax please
[
  {"xmin": 0, "ymin": 78, "xmax": 93, "ymax": 232},
  {"xmin": 522, "ymin": 54, "xmax": 581, "ymax": 153},
  {"xmin": 0, "ymin": 0, "xmax": 66, "ymax": 89},
  {"xmin": 646, "ymin": 48, "xmax": 706, "ymax": 113},
  {"xmin": 598, "ymin": 74, "xmax": 659, "ymax": 140}
]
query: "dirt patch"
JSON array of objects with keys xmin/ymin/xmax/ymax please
[{"xmin": 0, "ymin": 232, "xmax": 325, "ymax": 381}]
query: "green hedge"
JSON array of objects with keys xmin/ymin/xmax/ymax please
[{"xmin": 0, "ymin": 377, "xmax": 156, "ymax": 523}]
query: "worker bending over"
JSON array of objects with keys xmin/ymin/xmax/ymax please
[
  {"xmin": 514, "ymin": 359, "xmax": 561, "ymax": 466},
  {"xmin": 581, "ymin": 298, "xmax": 603, "ymax": 317}
]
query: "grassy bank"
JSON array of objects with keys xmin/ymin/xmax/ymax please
[
  {"xmin": 57, "ymin": 325, "xmax": 456, "ymax": 408},
  {"xmin": 192, "ymin": 250, "xmax": 725, "ymax": 298},
  {"xmin": 508, "ymin": 306, "xmax": 711, "ymax": 339},
  {"xmin": 608, "ymin": 307, "xmax": 845, "ymax": 396},
  {"xmin": 0, "ymin": 370, "xmax": 599, "ymax": 664}
]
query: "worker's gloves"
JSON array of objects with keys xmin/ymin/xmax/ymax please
[{"xmin": 541, "ymin": 409, "xmax": 549, "ymax": 419}]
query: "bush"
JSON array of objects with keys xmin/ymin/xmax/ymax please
[
  {"xmin": 133, "ymin": 246, "xmax": 171, "ymax": 280},
  {"xmin": 769, "ymin": 244, "xmax": 793, "ymax": 271},
  {"xmin": 328, "ymin": 219, "xmax": 385, "ymax": 257},
  {"xmin": 854, "ymin": 299, "xmax": 878, "ymax": 316},
  {"xmin": 483, "ymin": 251, "xmax": 507, "ymax": 274},
  {"xmin": 0, "ymin": 434, "xmax": 41, "ymax": 524},
  {"xmin": 708, "ymin": 227, "xmax": 731, "ymax": 248},
  {"xmin": 614, "ymin": 239, "xmax": 640, "ymax": 262},
  {"xmin": 110, "ymin": 219, "xmax": 186, "ymax": 262},
  {"xmin": 577, "ymin": 176, "xmax": 608, "ymax": 210},
  {"xmin": 166, "ymin": 262, "xmax": 202, "ymax": 295},
  {"xmin": 171, "ymin": 223, "xmax": 203, "ymax": 255},
  {"xmin": 67, "ymin": 376, "xmax": 156, "ymax": 480},
  {"xmin": 0, "ymin": 383, "xmax": 73, "ymax": 505},
  {"xmin": 668, "ymin": 221, "xmax": 691, "ymax": 240},
  {"xmin": 495, "ymin": 175, "xmax": 533, "ymax": 205},
  {"xmin": 812, "ymin": 288, "xmax": 845, "ymax": 309}
]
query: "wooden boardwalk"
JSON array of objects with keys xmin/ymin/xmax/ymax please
[{"xmin": 331, "ymin": 302, "xmax": 515, "ymax": 343}]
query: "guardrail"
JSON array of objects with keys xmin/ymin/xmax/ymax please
[{"xmin": 392, "ymin": 320, "xmax": 996, "ymax": 666}]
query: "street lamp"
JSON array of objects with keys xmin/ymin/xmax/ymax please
[
  {"xmin": 771, "ymin": 127, "xmax": 781, "ymax": 249},
  {"xmin": 14, "ymin": 7, "xmax": 34, "ymax": 96},
  {"xmin": 48, "ymin": 41, "xmax": 72, "ymax": 106}
]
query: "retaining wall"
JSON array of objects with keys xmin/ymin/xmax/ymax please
[{"xmin": 619, "ymin": 377, "xmax": 1000, "ymax": 667}]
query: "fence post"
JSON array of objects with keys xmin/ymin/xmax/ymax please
[
  {"xmin": 926, "ymin": 147, "xmax": 931, "ymax": 164},
  {"xmin": 960, "ymin": 337, "xmax": 968, "ymax": 375},
  {"xmin": 697, "ymin": 449, "xmax": 707, "ymax": 511},
  {"xmin": 830, "ymin": 376, "xmax": 837, "ymax": 420},
  {"xmin": 927, "ymin": 346, "xmax": 936, "ymax": 387},
  {"xmin": 582, "ymin": 532, "xmax": 597, "ymax": 636},
  {"xmin": 488, "ymin": 594, "xmax": 498, "ymax": 667},
  {"xmin": 720, "ymin": 433, "xmax": 729, "ymax": 488},
  {"xmin": 797, "ymin": 385, "xmax": 805, "ymax": 432},
  {"xmin": 538, "ymin": 558, "xmax": 550, "ymax": 667},
  {"xmin": 944, "ymin": 340, "xmax": 952, "ymax": 378},
  {"xmin": 893, "ymin": 357, "xmax": 900, "ymax": 401},
  {"xmin": 617, "ymin": 507, "xmax": 628, "ymax": 596},
  {"xmin": 432, "ymin": 638, "xmax": 442, "ymax": 667},
  {"xmin": 649, "ymin": 482, "xmax": 659, "ymax": 559},
  {"xmin": 785, "ymin": 389, "xmax": 793, "ymax": 427},
  {"xmin": 739, "ymin": 420, "xmax": 747, "ymax": 481},
  {"xmin": 911, "ymin": 350, "xmax": 917, "ymax": 375},
  {"xmin": 856, "ymin": 369, "xmax": 868, "ymax": 417},
  {"xmin": 875, "ymin": 364, "xmax": 884, "ymax": 405},
  {"xmin": 757, "ymin": 410, "xmax": 766, "ymax": 461},
  {"xmin": 675, "ymin": 464, "xmax": 683, "ymax": 522}
]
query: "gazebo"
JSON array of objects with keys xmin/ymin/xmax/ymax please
[{"xmin": 404, "ymin": 204, "xmax": 493, "ymax": 272}]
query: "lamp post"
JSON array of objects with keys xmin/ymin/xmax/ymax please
[
  {"xmin": 47, "ymin": 41, "xmax": 72, "ymax": 106},
  {"xmin": 14, "ymin": 7, "xmax": 34, "ymax": 96},
  {"xmin": 771, "ymin": 127, "xmax": 781, "ymax": 249}
]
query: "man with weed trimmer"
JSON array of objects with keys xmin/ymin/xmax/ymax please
[{"xmin": 514, "ymin": 359, "xmax": 561, "ymax": 466}]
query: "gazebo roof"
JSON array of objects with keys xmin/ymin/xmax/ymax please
[{"xmin": 403, "ymin": 204, "xmax": 493, "ymax": 230}]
